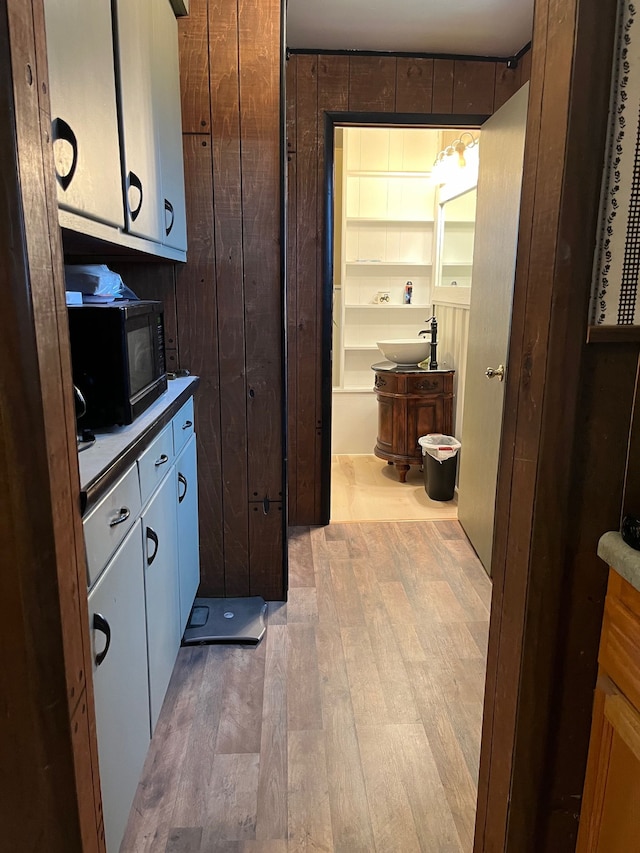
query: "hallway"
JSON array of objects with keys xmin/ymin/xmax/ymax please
[{"xmin": 121, "ymin": 521, "xmax": 489, "ymax": 852}]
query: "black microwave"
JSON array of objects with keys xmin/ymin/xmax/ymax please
[{"xmin": 67, "ymin": 300, "xmax": 167, "ymax": 428}]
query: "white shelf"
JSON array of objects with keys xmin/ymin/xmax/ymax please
[
  {"xmin": 347, "ymin": 170, "xmax": 432, "ymax": 178},
  {"xmin": 346, "ymin": 217, "xmax": 434, "ymax": 225},
  {"xmin": 346, "ymin": 261, "xmax": 432, "ymax": 267},
  {"xmin": 344, "ymin": 345, "xmax": 379, "ymax": 352},
  {"xmin": 442, "ymin": 261, "xmax": 473, "ymax": 267},
  {"xmin": 344, "ymin": 303, "xmax": 429, "ymax": 308}
]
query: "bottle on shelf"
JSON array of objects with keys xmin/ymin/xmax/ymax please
[{"xmin": 404, "ymin": 281, "xmax": 413, "ymax": 304}]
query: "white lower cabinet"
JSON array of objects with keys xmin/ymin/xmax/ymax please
[
  {"xmin": 176, "ymin": 433, "xmax": 199, "ymax": 632},
  {"xmin": 88, "ymin": 520, "xmax": 150, "ymax": 853},
  {"xmin": 141, "ymin": 469, "xmax": 181, "ymax": 731},
  {"xmin": 85, "ymin": 393, "xmax": 200, "ymax": 851}
]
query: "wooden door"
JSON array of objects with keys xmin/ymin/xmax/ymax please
[
  {"xmin": 577, "ymin": 675, "xmax": 640, "ymax": 852},
  {"xmin": 457, "ymin": 84, "xmax": 529, "ymax": 572}
]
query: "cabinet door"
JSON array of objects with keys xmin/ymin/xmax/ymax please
[
  {"xmin": 577, "ymin": 676, "xmax": 640, "ymax": 852},
  {"xmin": 176, "ymin": 434, "xmax": 200, "ymax": 632},
  {"xmin": 407, "ymin": 396, "xmax": 444, "ymax": 456},
  {"xmin": 141, "ymin": 471, "xmax": 180, "ymax": 731},
  {"xmin": 43, "ymin": 0, "xmax": 123, "ymax": 227},
  {"xmin": 376, "ymin": 394, "xmax": 396, "ymax": 456},
  {"xmin": 152, "ymin": 0, "xmax": 187, "ymax": 251},
  {"xmin": 114, "ymin": 0, "xmax": 163, "ymax": 242},
  {"xmin": 88, "ymin": 520, "xmax": 150, "ymax": 853}
]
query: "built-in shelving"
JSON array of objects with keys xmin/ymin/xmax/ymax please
[{"xmin": 334, "ymin": 127, "xmax": 440, "ymax": 392}]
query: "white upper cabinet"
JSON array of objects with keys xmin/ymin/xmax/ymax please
[
  {"xmin": 114, "ymin": 0, "xmax": 163, "ymax": 243},
  {"xmin": 152, "ymin": 0, "xmax": 187, "ymax": 251},
  {"xmin": 44, "ymin": 0, "xmax": 187, "ymax": 259},
  {"xmin": 43, "ymin": 0, "xmax": 123, "ymax": 228}
]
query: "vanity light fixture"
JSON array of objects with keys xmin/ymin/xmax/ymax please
[{"xmin": 431, "ymin": 131, "xmax": 479, "ymax": 185}]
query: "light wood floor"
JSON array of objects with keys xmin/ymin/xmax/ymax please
[
  {"xmin": 121, "ymin": 521, "xmax": 489, "ymax": 853},
  {"xmin": 331, "ymin": 454, "xmax": 458, "ymax": 523}
]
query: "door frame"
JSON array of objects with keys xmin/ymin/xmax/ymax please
[
  {"xmin": 474, "ymin": 1, "xmax": 630, "ymax": 850},
  {"xmin": 321, "ymin": 112, "xmax": 488, "ymax": 524}
]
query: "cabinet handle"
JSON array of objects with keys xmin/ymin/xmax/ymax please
[
  {"xmin": 178, "ymin": 472, "xmax": 188, "ymax": 503},
  {"xmin": 109, "ymin": 506, "xmax": 130, "ymax": 528},
  {"xmin": 51, "ymin": 117, "xmax": 78, "ymax": 191},
  {"xmin": 93, "ymin": 613, "xmax": 111, "ymax": 666},
  {"xmin": 146, "ymin": 526, "xmax": 159, "ymax": 565},
  {"xmin": 164, "ymin": 198, "xmax": 175, "ymax": 236},
  {"xmin": 155, "ymin": 453, "xmax": 169, "ymax": 467},
  {"xmin": 182, "ymin": 420, "xmax": 193, "ymax": 430},
  {"xmin": 127, "ymin": 171, "xmax": 144, "ymax": 221}
]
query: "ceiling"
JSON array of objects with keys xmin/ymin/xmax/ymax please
[{"xmin": 286, "ymin": 0, "xmax": 534, "ymax": 58}]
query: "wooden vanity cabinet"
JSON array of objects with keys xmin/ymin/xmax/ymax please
[
  {"xmin": 577, "ymin": 569, "xmax": 640, "ymax": 852},
  {"xmin": 373, "ymin": 368, "xmax": 454, "ymax": 482}
]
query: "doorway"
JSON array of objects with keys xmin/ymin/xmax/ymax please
[{"xmin": 322, "ymin": 113, "xmax": 487, "ymax": 525}]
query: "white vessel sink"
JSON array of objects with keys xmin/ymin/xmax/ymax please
[{"xmin": 376, "ymin": 339, "xmax": 430, "ymax": 366}]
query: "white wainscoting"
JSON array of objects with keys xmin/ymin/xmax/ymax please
[
  {"xmin": 433, "ymin": 300, "xmax": 470, "ymax": 439},
  {"xmin": 331, "ymin": 389, "xmax": 378, "ymax": 455}
]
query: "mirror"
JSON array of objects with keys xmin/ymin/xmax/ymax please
[{"xmin": 436, "ymin": 187, "xmax": 477, "ymax": 291}]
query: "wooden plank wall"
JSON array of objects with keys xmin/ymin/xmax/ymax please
[
  {"xmin": 286, "ymin": 52, "xmax": 531, "ymax": 525},
  {"xmin": 122, "ymin": 0, "xmax": 284, "ymax": 599},
  {"xmin": 473, "ymin": 3, "xmax": 636, "ymax": 850},
  {"xmin": 2, "ymin": 0, "xmax": 104, "ymax": 848}
]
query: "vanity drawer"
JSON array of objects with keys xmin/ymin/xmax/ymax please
[
  {"xmin": 172, "ymin": 396, "xmax": 194, "ymax": 456},
  {"xmin": 84, "ymin": 462, "xmax": 141, "ymax": 587},
  {"xmin": 407, "ymin": 374, "xmax": 444, "ymax": 395},
  {"xmin": 137, "ymin": 423, "xmax": 174, "ymax": 506},
  {"xmin": 373, "ymin": 371, "xmax": 403, "ymax": 394}
]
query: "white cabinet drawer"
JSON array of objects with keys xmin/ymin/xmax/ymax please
[
  {"xmin": 84, "ymin": 463, "xmax": 141, "ymax": 588},
  {"xmin": 137, "ymin": 423, "xmax": 174, "ymax": 506},
  {"xmin": 172, "ymin": 396, "xmax": 194, "ymax": 456}
]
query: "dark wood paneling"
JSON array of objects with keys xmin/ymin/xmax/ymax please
[
  {"xmin": 432, "ymin": 58, "xmax": 455, "ymax": 113},
  {"xmin": 249, "ymin": 502, "xmax": 285, "ymax": 599},
  {"xmin": 348, "ymin": 55, "xmax": 397, "ymax": 111},
  {"xmin": 293, "ymin": 54, "xmax": 320, "ymax": 525},
  {"xmin": 2, "ymin": 0, "xmax": 102, "ymax": 848},
  {"xmin": 475, "ymin": 0, "xmax": 623, "ymax": 850},
  {"xmin": 177, "ymin": 133, "xmax": 225, "ymax": 595},
  {"xmin": 494, "ymin": 64, "xmax": 523, "ymax": 111},
  {"xmin": 520, "ymin": 48, "xmax": 533, "ymax": 85},
  {"xmin": 286, "ymin": 56, "xmax": 298, "ymax": 525},
  {"xmin": 453, "ymin": 60, "xmax": 496, "ymax": 114},
  {"xmin": 395, "ymin": 57, "xmax": 434, "ymax": 113},
  {"xmin": 239, "ymin": 0, "xmax": 283, "ymax": 501},
  {"xmin": 178, "ymin": 0, "xmax": 211, "ymax": 133},
  {"xmin": 209, "ymin": 0, "xmax": 250, "ymax": 594}
]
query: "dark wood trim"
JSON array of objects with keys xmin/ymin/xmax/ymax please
[
  {"xmin": 2, "ymin": 0, "xmax": 102, "ymax": 848},
  {"xmin": 587, "ymin": 325, "xmax": 640, "ymax": 343},
  {"xmin": 287, "ymin": 46, "xmax": 531, "ymax": 65},
  {"xmin": 475, "ymin": 0, "xmax": 624, "ymax": 850}
]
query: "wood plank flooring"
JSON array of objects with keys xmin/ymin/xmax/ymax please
[
  {"xmin": 121, "ymin": 521, "xmax": 489, "ymax": 852},
  {"xmin": 331, "ymin": 455, "xmax": 458, "ymax": 523}
]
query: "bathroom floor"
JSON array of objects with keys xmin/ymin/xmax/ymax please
[{"xmin": 331, "ymin": 454, "xmax": 458, "ymax": 523}]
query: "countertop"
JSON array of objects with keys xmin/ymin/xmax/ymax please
[
  {"xmin": 371, "ymin": 361, "xmax": 455, "ymax": 374},
  {"xmin": 78, "ymin": 375, "xmax": 199, "ymax": 514},
  {"xmin": 598, "ymin": 530, "xmax": 640, "ymax": 593}
]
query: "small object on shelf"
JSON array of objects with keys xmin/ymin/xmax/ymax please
[
  {"xmin": 404, "ymin": 281, "xmax": 413, "ymax": 304},
  {"xmin": 374, "ymin": 291, "xmax": 391, "ymax": 303}
]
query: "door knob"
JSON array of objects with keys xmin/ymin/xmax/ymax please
[{"xmin": 485, "ymin": 364, "xmax": 505, "ymax": 381}]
